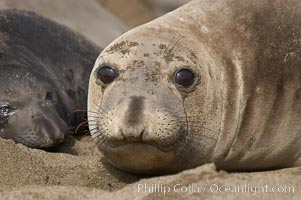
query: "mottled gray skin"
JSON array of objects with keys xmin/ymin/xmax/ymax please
[
  {"xmin": 88, "ymin": 0, "xmax": 301, "ymax": 174},
  {"xmin": 0, "ymin": 10, "xmax": 100, "ymax": 148}
]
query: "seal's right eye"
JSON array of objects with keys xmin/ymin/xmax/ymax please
[
  {"xmin": 97, "ymin": 65, "xmax": 118, "ymax": 84},
  {"xmin": 174, "ymin": 68, "xmax": 195, "ymax": 88}
]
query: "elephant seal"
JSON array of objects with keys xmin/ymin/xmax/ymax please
[
  {"xmin": 0, "ymin": 10, "xmax": 100, "ymax": 148},
  {"xmin": 88, "ymin": 0, "xmax": 301, "ymax": 174}
]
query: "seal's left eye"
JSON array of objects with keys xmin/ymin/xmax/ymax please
[
  {"xmin": 174, "ymin": 68, "xmax": 195, "ymax": 88},
  {"xmin": 97, "ymin": 65, "xmax": 118, "ymax": 84},
  {"xmin": 0, "ymin": 104, "xmax": 12, "ymax": 116},
  {"xmin": 45, "ymin": 91, "xmax": 59, "ymax": 104}
]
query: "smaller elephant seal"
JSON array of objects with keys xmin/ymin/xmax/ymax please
[
  {"xmin": 88, "ymin": 0, "xmax": 301, "ymax": 174},
  {"xmin": 0, "ymin": 10, "xmax": 101, "ymax": 148}
]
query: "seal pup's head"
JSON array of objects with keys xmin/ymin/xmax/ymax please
[
  {"xmin": 0, "ymin": 10, "xmax": 100, "ymax": 148},
  {"xmin": 0, "ymin": 66, "xmax": 68, "ymax": 148}
]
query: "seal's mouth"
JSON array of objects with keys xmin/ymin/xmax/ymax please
[
  {"xmin": 97, "ymin": 129, "xmax": 188, "ymax": 152},
  {"xmin": 103, "ymin": 140, "xmax": 182, "ymax": 152},
  {"xmin": 101, "ymin": 142, "xmax": 188, "ymax": 174},
  {"xmin": 90, "ymin": 120, "xmax": 188, "ymax": 153}
]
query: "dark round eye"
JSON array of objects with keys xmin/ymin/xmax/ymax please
[
  {"xmin": 174, "ymin": 68, "xmax": 195, "ymax": 88},
  {"xmin": 0, "ymin": 104, "xmax": 12, "ymax": 116},
  {"xmin": 97, "ymin": 65, "xmax": 118, "ymax": 84},
  {"xmin": 45, "ymin": 91, "xmax": 58, "ymax": 103}
]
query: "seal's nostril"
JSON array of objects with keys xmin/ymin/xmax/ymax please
[
  {"xmin": 139, "ymin": 129, "xmax": 145, "ymax": 142},
  {"xmin": 119, "ymin": 127, "xmax": 145, "ymax": 142}
]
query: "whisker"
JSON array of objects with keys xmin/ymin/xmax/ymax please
[
  {"xmin": 85, "ymin": 119, "xmax": 100, "ymax": 123},
  {"xmin": 91, "ymin": 132, "xmax": 104, "ymax": 140},
  {"xmin": 91, "ymin": 132, "xmax": 106, "ymax": 145},
  {"xmin": 72, "ymin": 110, "xmax": 101, "ymax": 114},
  {"xmin": 84, "ymin": 115, "xmax": 106, "ymax": 121},
  {"xmin": 90, "ymin": 126, "xmax": 100, "ymax": 132},
  {"xmin": 88, "ymin": 127, "xmax": 99, "ymax": 132},
  {"xmin": 85, "ymin": 122, "xmax": 98, "ymax": 126},
  {"xmin": 75, "ymin": 120, "xmax": 89, "ymax": 134},
  {"xmin": 83, "ymin": 131, "xmax": 91, "ymax": 137},
  {"xmin": 81, "ymin": 130, "xmax": 90, "ymax": 134},
  {"xmin": 88, "ymin": 116, "xmax": 104, "ymax": 119},
  {"xmin": 90, "ymin": 129, "xmax": 104, "ymax": 139},
  {"xmin": 94, "ymin": 137, "xmax": 106, "ymax": 147}
]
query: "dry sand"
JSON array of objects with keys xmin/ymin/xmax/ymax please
[
  {"xmin": 0, "ymin": 137, "xmax": 139, "ymax": 193},
  {"xmin": 0, "ymin": 137, "xmax": 300, "ymax": 199}
]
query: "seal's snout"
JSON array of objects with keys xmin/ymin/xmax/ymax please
[
  {"xmin": 33, "ymin": 115, "xmax": 66, "ymax": 147},
  {"xmin": 124, "ymin": 96, "xmax": 145, "ymax": 125},
  {"xmin": 119, "ymin": 96, "xmax": 146, "ymax": 142},
  {"xmin": 29, "ymin": 105, "xmax": 67, "ymax": 148},
  {"xmin": 101, "ymin": 92, "xmax": 187, "ymax": 152},
  {"xmin": 120, "ymin": 126, "xmax": 145, "ymax": 142},
  {"xmin": 107, "ymin": 95, "xmax": 147, "ymax": 145}
]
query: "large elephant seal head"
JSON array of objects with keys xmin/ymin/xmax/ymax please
[
  {"xmin": 88, "ymin": 17, "xmax": 226, "ymax": 174},
  {"xmin": 89, "ymin": 0, "xmax": 301, "ymax": 174}
]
